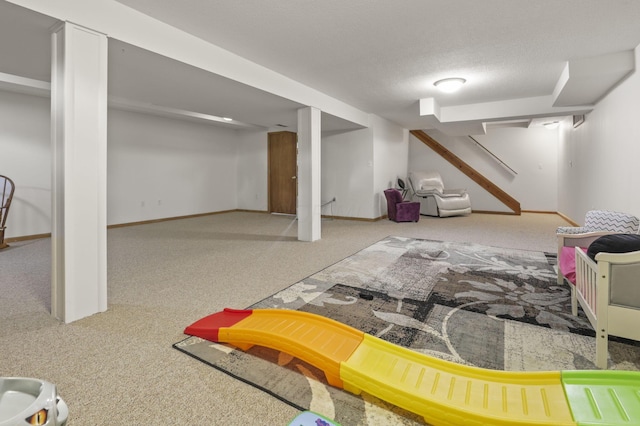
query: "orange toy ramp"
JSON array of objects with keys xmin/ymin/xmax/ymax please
[
  {"xmin": 184, "ymin": 309, "xmax": 640, "ymax": 426},
  {"xmin": 185, "ymin": 308, "xmax": 363, "ymax": 387}
]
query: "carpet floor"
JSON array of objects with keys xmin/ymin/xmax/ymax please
[
  {"xmin": 1, "ymin": 211, "xmax": 576, "ymax": 424},
  {"xmin": 175, "ymin": 236, "xmax": 640, "ymax": 425}
]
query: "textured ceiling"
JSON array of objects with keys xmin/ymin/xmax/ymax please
[
  {"xmin": 114, "ymin": 0, "xmax": 640, "ymax": 109},
  {"xmin": 2, "ymin": 0, "xmax": 640, "ymax": 133}
]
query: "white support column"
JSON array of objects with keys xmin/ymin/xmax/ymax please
[
  {"xmin": 297, "ymin": 106, "xmax": 322, "ymax": 242},
  {"xmin": 51, "ymin": 22, "xmax": 108, "ymax": 323}
]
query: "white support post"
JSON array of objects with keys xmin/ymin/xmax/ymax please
[
  {"xmin": 297, "ymin": 107, "xmax": 321, "ymax": 242},
  {"xmin": 51, "ymin": 22, "xmax": 108, "ymax": 323}
]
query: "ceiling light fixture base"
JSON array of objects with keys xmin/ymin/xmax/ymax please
[{"xmin": 434, "ymin": 77, "xmax": 466, "ymax": 93}]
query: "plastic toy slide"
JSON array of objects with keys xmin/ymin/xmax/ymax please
[{"xmin": 185, "ymin": 308, "xmax": 640, "ymax": 426}]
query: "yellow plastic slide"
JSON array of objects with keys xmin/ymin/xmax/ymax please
[{"xmin": 185, "ymin": 308, "xmax": 640, "ymax": 426}]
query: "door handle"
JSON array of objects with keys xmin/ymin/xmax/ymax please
[{"xmin": 291, "ymin": 176, "xmax": 296, "ymax": 179}]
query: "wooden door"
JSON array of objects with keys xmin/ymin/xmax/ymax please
[{"xmin": 268, "ymin": 131, "xmax": 297, "ymax": 214}]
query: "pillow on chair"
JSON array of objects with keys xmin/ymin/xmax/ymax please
[{"xmin": 587, "ymin": 234, "xmax": 640, "ymax": 260}]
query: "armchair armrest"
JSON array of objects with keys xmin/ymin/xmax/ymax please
[
  {"xmin": 590, "ymin": 249, "xmax": 640, "ymax": 309},
  {"xmin": 441, "ymin": 189, "xmax": 467, "ymax": 197},
  {"xmin": 595, "ymin": 249, "xmax": 640, "ymax": 264},
  {"xmin": 414, "ymin": 189, "xmax": 440, "ymax": 197},
  {"xmin": 557, "ymin": 231, "xmax": 619, "ymax": 250}
]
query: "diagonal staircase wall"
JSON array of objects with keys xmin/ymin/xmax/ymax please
[{"xmin": 410, "ymin": 130, "xmax": 521, "ymax": 215}]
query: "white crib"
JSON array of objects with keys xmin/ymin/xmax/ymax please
[{"xmin": 574, "ymin": 247, "xmax": 640, "ymax": 368}]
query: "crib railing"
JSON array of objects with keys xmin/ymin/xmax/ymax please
[{"xmin": 575, "ymin": 248, "xmax": 598, "ymax": 327}]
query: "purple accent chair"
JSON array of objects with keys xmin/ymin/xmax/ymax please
[{"xmin": 384, "ymin": 189, "xmax": 420, "ymax": 222}]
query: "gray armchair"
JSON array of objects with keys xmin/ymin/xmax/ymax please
[{"xmin": 408, "ymin": 171, "xmax": 471, "ymax": 217}]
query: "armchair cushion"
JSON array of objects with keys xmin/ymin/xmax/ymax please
[
  {"xmin": 587, "ymin": 234, "xmax": 640, "ymax": 261},
  {"xmin": 557, "ymin": 210, "xmax": 640, "ymax": 235},
  {"xmin": 584, "ymin": 210, "xmax": 639, "ymax": 232}
]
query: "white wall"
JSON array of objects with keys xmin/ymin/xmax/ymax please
[
  {"xmin": 321, "ymin": 127, "xmax": 374, "ymax": 218},
  {"xmin": 468, "ymin": 127, "xmax": 558, "ymax": 211},
  {"xmin": 0, "ymin": 91, "xmax": 51, "ymax": 238},
  {"xmin": 409, "ymin": 127, "xmax": 559, "ymax": 212},
  {"xmin": 558, "ymin": 44, "xmax": 640, "ymax": 224},
  {"xmin": 107, "ymin": 109, "xmax": 238, "ymax": 225},
  {"xmin": 320, "ymin": 116, "xmax": 407, "ymax": 220},
  {"xmin": 236, "ymin": 129, "xmax": 268, "ymax": 211},
  {"xmin": 372, "ymin": 115, "xmax": 408, "ymax": 217},
  {"xmin": 0, "ymin": 91, "xmax": 245, "ymax": 238},
  {"xmin": 0, "ymin": 89, "xmax": 407, "ymax": 237}
]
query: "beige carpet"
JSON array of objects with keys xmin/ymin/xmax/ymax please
[
  {"xmin": 178, "ymin": 236, "xmax": 640, "ymax": 425},
  {"xmin": 0, "ymin": 211, "xmax": 569, "ymax": 425}
]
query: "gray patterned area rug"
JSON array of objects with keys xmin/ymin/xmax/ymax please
[{"xmin": 173, "ymin": 236, "xmax": 640, "ymax": 425}]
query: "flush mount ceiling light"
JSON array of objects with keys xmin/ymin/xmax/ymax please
[{"xmin": 434, "ymin": 77, "xmax": 466, "ymax": 93}]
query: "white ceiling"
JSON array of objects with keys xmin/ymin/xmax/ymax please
[{"xmin": 2, "ymin": 0, "xmax": 640, "ymax": 134}]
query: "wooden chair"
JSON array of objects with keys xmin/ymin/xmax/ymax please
[{"xmin": 0, "ymin": 175, "xmax": 15, "ymax": 249}]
